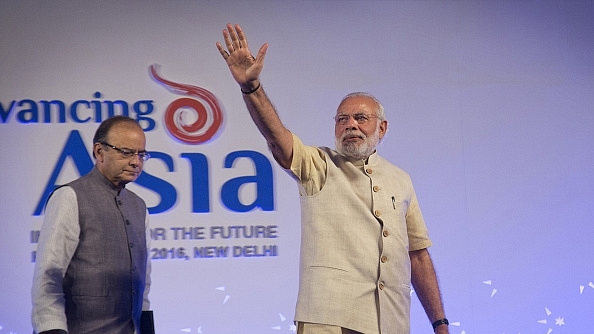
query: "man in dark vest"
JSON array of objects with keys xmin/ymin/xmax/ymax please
[{"xmin": 32, "ymin": 116, "xmax": 152, "ymax": 334}]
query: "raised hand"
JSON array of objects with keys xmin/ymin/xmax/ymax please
[{"xmin": 216, "ymin": 23, "xmax": 268, "ymax": 90}]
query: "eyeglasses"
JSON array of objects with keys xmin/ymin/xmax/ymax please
[
  {"xmin": 334, "ymin": 113, "xmax": 379, "ymax": 125},
  {"xmin": 101, "ymin": 142, "xmax": 150, "ymax": 162}
]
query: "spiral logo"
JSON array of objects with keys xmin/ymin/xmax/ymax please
[{"xmin": 150, "ymin": 64, "xmax": 223, "ymax": 144}]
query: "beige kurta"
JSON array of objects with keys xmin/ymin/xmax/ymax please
[{"xmin": 288, "ymin": 134, "xmax": 431, "ymax": 334}]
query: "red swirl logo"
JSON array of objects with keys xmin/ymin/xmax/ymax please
[{"xmin": 150, "ymin": 64, "xmax": 224, "ymax": 144}]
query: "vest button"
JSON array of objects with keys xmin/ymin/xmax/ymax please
[
  {"xmin": 366, "ymin": 168, "xmax": 373, "ymax": 174},
  {"xmin": 126, "ymin": 220, "xmax": 131, "ymax": 225},
  {"xmin": 129, "ymin": 243, "xmax": 134, "ymax": 248},
  {"xmin": 374, "ymin": 210, "xmax": 381, "ymax": 217},
  {"xmin": 379, "ymin": 282, "xmax": 385, "ymax": 290},
  {"xmin": 373, "ymin": 185, "xmax": 380, "ymax": 192},
  {"xmin": 117, "ymin": 200, "xmax": 122, "ymax": 205},
  {"xmin": 383, "ymin": 230, "xmax": 390, "ymax": 237},
  {"xmin": 381, "ymin": 255, "xmax": 388, "ymax": 263}
]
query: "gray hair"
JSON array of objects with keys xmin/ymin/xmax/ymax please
[{"xmin": 340, "ymin": 92, "xmax": 385, "ymax": 120}]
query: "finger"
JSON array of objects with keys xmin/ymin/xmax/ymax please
[
  {"xmin": 235, "ymin": 24, "xmax": 248, "ymax": 49},
  {"xmin": 222, "ymin": 28, "xmax": 234, "ymax": 52},
  {"xmin": 227, "ymin": 23, "xmax": 241, "ymax": 49},
  {"xmin": 216, "ymin": 42, "xmax": 229, "ymax": 59},
  {"xmin": 255, "ymin": 43, "xmax": 269, "ymax": 65}
]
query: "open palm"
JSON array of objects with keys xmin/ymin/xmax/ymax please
[{"xmin": 216, "ymin": 23, "xmax": 268, "ymax": 86}]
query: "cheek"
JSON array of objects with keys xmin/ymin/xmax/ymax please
[
  {"xmin": 113, "ymin": 161, "xmax": 129, "ymax": 171},
  {"xmin": 363, "ymin": 125, "xmax": 378, "ymax": 137},
  {"xmin": 335, "ymin": 126, "xmax": 343, "ymax": 138}
]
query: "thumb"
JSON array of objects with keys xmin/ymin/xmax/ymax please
[{"xmin": 255, "ymin": 43, "xmax": 269, "ymax": 66}]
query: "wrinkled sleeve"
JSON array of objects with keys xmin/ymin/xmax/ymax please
[
  {"xmin": 286, "ymin": 133, "xmax": 328, "ymax": 196},
  {"xmin": 31, "ymin": 186, "xmax": 79, "ymax": 333},
  {"xmin": 143, "ymin": 210, "xmax": 151, "ymax": 310},
  {"xmin": 406, "ymin": 184, "xmax": 432, "ymax": 251}
]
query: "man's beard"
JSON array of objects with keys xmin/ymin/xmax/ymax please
[{"xmin": 335, "ymin": 126, "xmax": 380, "ymax": 160}]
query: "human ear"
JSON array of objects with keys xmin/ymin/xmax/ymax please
[
  {"xmin": 379, "ymin": 120, "xmax": 388, "ymax": 139},
  {"xmin": 93, "ymin": 143, "xmax": 103, "ymax": 161}
]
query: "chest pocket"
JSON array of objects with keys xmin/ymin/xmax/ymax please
[{"xmin": 387, "ymin": 195, "xmax": 409, "ymax": 236}]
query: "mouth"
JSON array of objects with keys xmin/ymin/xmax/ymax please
[{"xmin": 343, "ymin": 133, "xmax": 364, "ymax": 142}]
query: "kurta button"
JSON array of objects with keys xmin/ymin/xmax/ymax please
[
  {"xmin": 383, "ymin": 230, "xmax": 390, "ymax": 237},
  {"xmin": 381, "ymin": 255, "xmax": 388, "ymax": 263},
  {"xmin": 366, "ymin": 168, "xmax": 373, "ymax": 174},
  {"xmin": 373, "ymin": 185, "xmax": 380, "ymax": 192},
  {"xmin": 374, "ymin": 210, "xmax": 381, "ymax": 217}
]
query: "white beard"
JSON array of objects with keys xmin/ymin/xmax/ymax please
[{"xmin": 335, "ymin": 126, "xmax": 380, "ymax": 160}]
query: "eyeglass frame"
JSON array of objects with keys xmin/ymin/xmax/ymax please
[
  {"xmin": 100, "ymin": 142, "xmax": 150, "ymax": 162},
  {"xmin": 334, "ymin": 113, "xmax": 380, "ymax": 125}
]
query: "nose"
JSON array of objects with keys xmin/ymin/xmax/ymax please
[
  {"xmin": 344, "ymin": 115, "xmax": 359, "ymax": 129},
  {"xmin": 129, "ymin": 154, "xmax": 141, "ymax": 166}
]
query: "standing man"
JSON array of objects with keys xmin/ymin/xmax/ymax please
[
  {"xmin": 216, "ymin": 24, "xmax": 449, "ymax": 334},
  {"xmin": 32, "ymin": 116, "xmax": 152, "ymax": 334}
]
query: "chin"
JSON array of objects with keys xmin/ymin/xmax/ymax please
[{"xmin": 120, "ymin": 174, "xmax": 139, "ymax": 184}]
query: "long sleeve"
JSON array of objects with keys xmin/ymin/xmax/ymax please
[
  {"xmin": 31, "ymin": 187, "xmax": 80, "ymax": 333},
  {"xmin": 143, "ymin": 210, "xmax": 151, "ymax": 310}
]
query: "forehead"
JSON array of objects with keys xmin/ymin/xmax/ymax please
[
  {"xmin": 337, "ymin": 96, "xmax": 378, "ymax": 114},
  {"xmin": 107, "ymin": 123, "xmax": 145, "ymax": 144}
]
